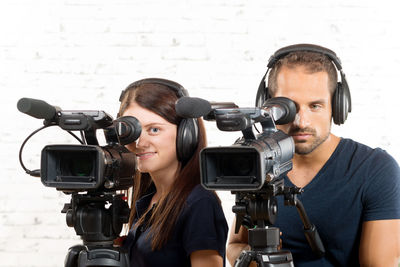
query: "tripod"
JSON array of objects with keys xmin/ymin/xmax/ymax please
[
  {"xmin": 232, "ymin": 180, "xmax": 325, "ymax": 267},
  {"xmin": 62, "ymin": 192, "xmax": 131, "ymax": 267}
]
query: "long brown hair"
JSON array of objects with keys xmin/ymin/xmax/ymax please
[{"xmin": 119, "ymin": 81, "xmax": 207, "ymax": 250}]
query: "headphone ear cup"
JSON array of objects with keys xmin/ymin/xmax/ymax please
[
  {"xmin": 256, "ymin": 74, "xmax": 270, "ymax": 107},
  {"xmin": 176, "ymin": 118, "xmax": 199, "ymax": 163},
  {"xmin": 332, "ymin": 82, "xmax": 347, "ymax": 125}
]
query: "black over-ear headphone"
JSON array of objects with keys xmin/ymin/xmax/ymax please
[
  {"xmin": 119, "ymin": 78, "xmax": 199, "ymax": 164},
  {"xmin": 255, "ymin": 44, "xmax": 352, "ymax": 125}
]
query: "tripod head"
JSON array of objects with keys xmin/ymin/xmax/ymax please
[
  {"xmin": 232, "ymin": 179, "xmax": 292, "ymax": 232},
  {"xmin": 231, "ymin": 180, "xmax": 325, "ymax": 266},
  {"xmin": 62, "ymin": 192, "xmax": 130, "ymax": 245},
  {"xmin": 61, "ymin": 192, "xmax": 131, "ymax": 267}
]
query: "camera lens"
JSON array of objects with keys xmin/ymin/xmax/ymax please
[
  {"xmin": 220, "ymin": 153, "xmax": 255, "ymax": 176},
  {"xmin": 68, "ymin": 156, "xmax": 93, "ymax": 177},
  {"xmin": 57, "ymin": 151, "xmax": 95, "ymax": 178},
  {"xmin": 41, "ymin": 145, "xmax": 103, "ymax": 190}
]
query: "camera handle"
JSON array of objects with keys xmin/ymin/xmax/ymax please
[{"xmin": 282, "ymin": 187, "xmax": 325, "ymax": 258}]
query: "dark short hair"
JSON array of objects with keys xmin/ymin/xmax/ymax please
[{"xmin": 267, "ymin": 51, "xmax": 338, "ymax": 96}]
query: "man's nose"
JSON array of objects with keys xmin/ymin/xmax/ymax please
[{"xmin": 292, "ymin": 108, "xmax": 310, "ymax": 129}]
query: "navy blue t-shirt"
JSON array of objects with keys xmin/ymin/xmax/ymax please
[
  {"xmin": 274, "ymin": 138, "xmax": 400, "ymax": 266},
  {"xmin": 123, "ymin": 184, "xmax": 228, "ymax": 267}
]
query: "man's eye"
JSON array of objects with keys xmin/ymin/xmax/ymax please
[{"xmin": 311, "ymin": 104, "xmax": 321, "ymax": 110}]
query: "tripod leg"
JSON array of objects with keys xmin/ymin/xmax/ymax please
[
  {"xmin": 234, "ymin": 250, "xmax": 294, "ymax": 267},
  {"xmin": 78, "ymin": 248, "xmax": 129, "ymax": 267},
  {"xmin": 234, "ymin": 250, "xmax": 255, "ymax": 267},
  {"xmin": 254, "ymin": 252, "xmax": 294, "ymax": 267},
  {"xmin": 64, "ymin": 245, "xmax": 86, "ymax": 267}
]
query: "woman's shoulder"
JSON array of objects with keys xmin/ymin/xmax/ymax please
[
  {"xmin": 185, "ymin": 184, "xmax": 220, "ymax": 208},
  {"xmin": 180, "ymin": 184, "xmax": 227, "ymax": 229}
]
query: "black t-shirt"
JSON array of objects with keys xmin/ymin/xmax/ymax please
[
  {"xmin": 123, "ymin": 184, "xmax": 228, "ymax": 267},
  {"xmin": 274, "ymin": 138, "xmax": 400, "ymax": 266}
]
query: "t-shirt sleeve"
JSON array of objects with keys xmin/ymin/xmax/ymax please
[
  {"xmin": 181, "ymin": 195, "xmax": 228, "ymax": 257},
  {"xmin": 362, "ymin": 150, "xmax": 400, "ymax": 221}
]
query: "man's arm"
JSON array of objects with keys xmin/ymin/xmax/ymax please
[
  {"xmin": 359, "ymin": 219, "xmax": 400, "ymax": 267},
  {"xmin": 190, "ymin": 250, "xmax": 223, "ymax": 267},
  {"xmin": 227, "ymin": 221, "xmax": 255, "ymax": 267}
]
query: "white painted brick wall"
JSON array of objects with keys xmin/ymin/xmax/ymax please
[{"xmin": 1, "ymin": 0, "xmax": 400, "ymax": 266}]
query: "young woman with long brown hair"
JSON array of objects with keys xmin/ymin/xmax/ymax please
[{"xmin": 119, "ymin": 78, "xmax": 228, "ymax": 267}]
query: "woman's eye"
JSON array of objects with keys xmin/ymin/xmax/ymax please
[{"xmin": 149, "ymin": 127, "xmax": 160, "ymax": 134}]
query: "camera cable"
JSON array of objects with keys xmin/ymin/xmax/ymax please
[{"xmin": 18, "ymin": 125, "xmax": 84, "ymax": 177}]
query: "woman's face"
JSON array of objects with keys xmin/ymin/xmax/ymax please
[{"xmin": 122, "ymin": 101, "xmax": 179, "ymax": 178}]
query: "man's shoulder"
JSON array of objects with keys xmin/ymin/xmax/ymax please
[
  {"xmin": 339, "ymin": 138, "xmax": 395, "ymax": 162},
  {"xmin": 337, "ymin": 138, "xmax": 400, "ymax": 176},
  {"xmin": 339, "ymin": 138, "xmax": 374, "ymax": 152}
]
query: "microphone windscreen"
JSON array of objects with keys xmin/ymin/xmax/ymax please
[
  {"xmin": 17, "ymin": 98, "xmax": 57, "ymax": 120},
  {"xmin": 175, "ymin": 96, "xmax": 212, "ymax": 118}
]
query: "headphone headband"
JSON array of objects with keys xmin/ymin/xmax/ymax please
[
  {"xmin": 119, "ymin": 78, "xmax": 188, "ymax": 102},
  {"xmin": 256, "ymin": 43, "xmax": 352, "ymax": 125},
  {"xmin": 267, "ymin": 44, "xmax": 343, "ymax": 70}
]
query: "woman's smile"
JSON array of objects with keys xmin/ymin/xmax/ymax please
[{"xmin": 136, "ymin": 152, "xmax": 157, "ymax": 160}]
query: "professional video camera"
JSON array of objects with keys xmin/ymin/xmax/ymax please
[
  {"xmin": 176, "ymin": 96, "xmax": 325, "ymax": 267},
  {"xmin": 17, "ymin": 98, "xmax": 140, "ymax": 267}
]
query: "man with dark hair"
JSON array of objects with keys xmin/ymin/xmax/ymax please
[{"xmin": 227, "ymin": 45, "xmax": 400, "ymax": 266}]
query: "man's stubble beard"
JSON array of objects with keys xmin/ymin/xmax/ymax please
[{"xmin": 291, "ymin": 126, "xmax": 331, "ymax": 155}]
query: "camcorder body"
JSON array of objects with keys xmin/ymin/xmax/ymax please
[
  {"xmin": 41, "ymin": 143, "xmax": 135, "ymax": 192},
  {"xmin": 200, "ymin": 130, "xmax": 293, "ymax": 191},
  {"xmin": 40, "ymin": 110, "xmax": 140, "ymax": 193},
  {"xmin": 199, "ymin": 98, "xmax": 296, "ymax": 191},
  {"xmin": 17, "ymin": 98, "xmax": 141, "ymax": 193}
]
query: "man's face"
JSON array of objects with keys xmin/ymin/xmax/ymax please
[{"xmin": 273, "ymin": 65, "xmax": 333, "ymax": 155}]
